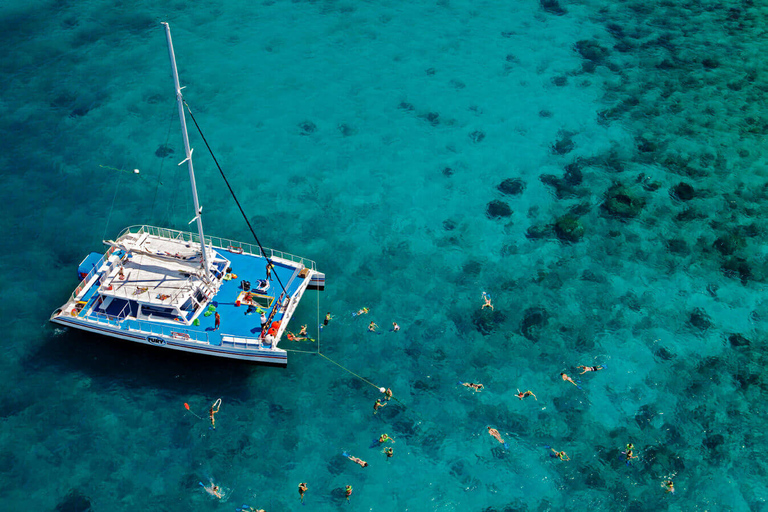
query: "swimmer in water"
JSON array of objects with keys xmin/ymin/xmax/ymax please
[
  {"xmin": 345, "ymin": 485, "xmax": 353, "ymax": 501},
  {"xmin": 385, "ymin": 446, "xmax": 393, "ymax": 459},
  {"xmin": 202, "ymin": 482, "xmax": 222, "ymax": 499},
  {"xmin": 663, "ymin": 479, "xmax": 675, "ymax": 493},
  {"xmin": 482, "ymin": 292, "xmax": 494, "ymax": 310},
  {"xmin": 368, "ymin": 321, "xmax": 378, "ymax": 332},
  {"xmin": 323, "ymin": 312, "xmax": 333, "ymax": 326},
  {"xmin": 355, "ymin": 307, "xmax": 370, "ymax": 316},
  {"xmin": 345, "ymin": 454, "xmax": 368, "ymax": 468},
  {"xmin": 209, "ymin": 398, "xmax": 221, "ymax": 429},
  {"xmin": 373, "ymin": 398, "xmax": 386, "ymax": 414},
  {"xmin": 623, "ymin": 443, "xmax": 638, "ymax": 463},
  {"xmin": 379, "ymin": 433, "xmax": 394, "ymax": 443},
  {"xmin": 550, "ymin": 448, "xmax": 570, "ymax": 461},
  {"xmin": 392, "ymin": 322, "xmax": 400, "ymax": 332},
  {"xmin": 487, "ymin": 426, "xmax": 505, "ymax": 445},
  {"xmin": 286, "ymin": 331, "xmax": 308, "ymax": 341},
  {"xmin": 298, "ymin": 482, "xmax": 308, "ymax": 502},
  {"xmin": 515, "ymin": 389, "xmax": 537, "ymax": 400},
  {"xmin": 299, "ymin": 324, "xmax": 308, "ymax": 337},
  {"xmin": 383, "ymin": 388, "xmax": 393, "ymax": 401},
  {"xmin": 561, "ymin": 373, "xmax": 578, "ymax": 387},
  {"xmin": 461, "ymin": 382, "xmax": 484, "ymax": 392},
  {"xmin": 577, "ymin": 365, "xmax": 604, "ymax": 374}
]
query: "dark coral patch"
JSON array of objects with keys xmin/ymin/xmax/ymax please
[
  {"xmin": 486, "ymin": 200, "xmax": 512, "ymax": 218},
  {"xmin": 497, "ymin": 178, "xmax": 525, "ymax": 195}
]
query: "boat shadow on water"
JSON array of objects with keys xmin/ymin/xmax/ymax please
[{"xmin": 27, "ymin": 326, "xmax": 263, "ymax": 397}]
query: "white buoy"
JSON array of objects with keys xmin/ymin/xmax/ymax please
[
  {"xmin": 379, "ymin": 387, "xmax": 386, "ymax": 393},
  {"xmin": 133, "ymin": 168, "xmax": 140, "ymax": 174}
]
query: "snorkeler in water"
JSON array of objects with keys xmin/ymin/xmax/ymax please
[
  {"xmin": 550, "ymin": 448, "xmax": 570, "ymax": 461},
  {"xmin": 481, "ymin": 292, "xmax": 493, "ymax": 310},
  {"xmin": 368, "ymin": 321, "xmax": 379, "ymax": 332},
  {"xmin": 209, "ymin": 398, "xmax": 221, "ymax": 429},
  {"xmin": 623, "ymin": 443, "xmax": 638, "ymax": 463},
  {"xmin": 354, "ymin": 307, "xmax": 370, "ymax": 316},
  {"xmin": 385, "ymin": 446, "xmax": 393, "ymax": 459},
  {"xmin": 560, "ymin": 373, "xmax": 578, "ymax": 387},
  {"xmin": 577, "ymin": 365, "xmax": 604, "ymax": 374},
  {"xmin": 515, "ymin": 389, "xmax": 537, "ymax": 400},
  {"xmin": 298, "ymin": 482, "xmax": 308, "ymax": 502},
  {"xmin": 345, "ymin": 485, "xmax": 353, "ymax": 501},
  {"xmin": 663, "ymin": 479, "xmax": 675, "ymax": 493},
  {"xmin": 373, "ymin": 398, "xmax": 386, "ymax": 414},
  {"xmin": 487, "ymin": 426, "xmax": 505, "ymax": 445},
  {"xmin": 201, "ymin": 481, "xmax": 222, "ymax": 499},
  {"xmin": 460, "ymin": 382, "xmax": 484, "ymax": 392},
  {"xmin": 343, "ymin": 453, "xmax": 368, "ymax": 468},
  {"xmin": 379, "ymin": 433, "xmax": 394, "ymax": 443}
]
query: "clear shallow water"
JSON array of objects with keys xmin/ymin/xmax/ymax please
[{"xmin": 2, "ymin": 0, "xmax": 767, "ymax": 510}]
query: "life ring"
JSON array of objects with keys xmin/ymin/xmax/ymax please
[
  {"xmin": 71, "ymin": 308, "xmax": 78, "ymax": 316},
  {"xmin": 172, "ymin": 332, "xmax": 190, "ymax": 340},
  {"xmin": 227, "ymin": 246, "xmax": 244, "ymax": 254}
]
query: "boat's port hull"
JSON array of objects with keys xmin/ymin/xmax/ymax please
[{"xmin": 51, "ymin": 315, "xmax": 288, "ymax": 367}]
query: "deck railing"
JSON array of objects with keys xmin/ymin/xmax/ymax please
[
  {"xmin": 117, "ymin": 225, "xmax": 317, "ymax": 270},
  {"xmin": 69, "ymin": 246, "xmax": 117, "ymax": 304},
  {"xmin": 126, "ymin": 319, "xmax": 210, "ymax": 343}
]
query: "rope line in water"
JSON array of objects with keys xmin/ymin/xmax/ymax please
[
  {"xmin": 317, "ymin": 353, "xmax": 382, "ymax": 392},
  {"xmin": 183, "ymin": 101, "xmax": 288, "ymax": 298}
]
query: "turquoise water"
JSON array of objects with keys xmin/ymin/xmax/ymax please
[{"xmin": 2, "ymin": 0, "xmax": 767, "ymax": 510}]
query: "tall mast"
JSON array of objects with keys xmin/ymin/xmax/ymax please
[{"xmin": 161, "ymin": 22, "xmax": 212, "ymax": 279}]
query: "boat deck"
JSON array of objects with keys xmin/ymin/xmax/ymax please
[{"xmin": 52, "ymin": 226, "xmax": 323, "ymax": 365}]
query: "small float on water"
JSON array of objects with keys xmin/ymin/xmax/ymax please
[{"xmin": 50, "ymin": 23, "xmax": 324, "ymax": 367}]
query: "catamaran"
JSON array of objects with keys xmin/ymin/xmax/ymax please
[{"xmin": 50, "ymin": 23, "xmax": 324, "ymax": 367}]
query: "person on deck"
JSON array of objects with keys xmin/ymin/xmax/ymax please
[{"xmin": 214, "ymin": 311, "xmax": 220, "ymax": 331}]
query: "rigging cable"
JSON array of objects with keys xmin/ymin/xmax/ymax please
[{"xmin": 183, "ymin": 101, "xmax": 288, "ymax": 297}]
